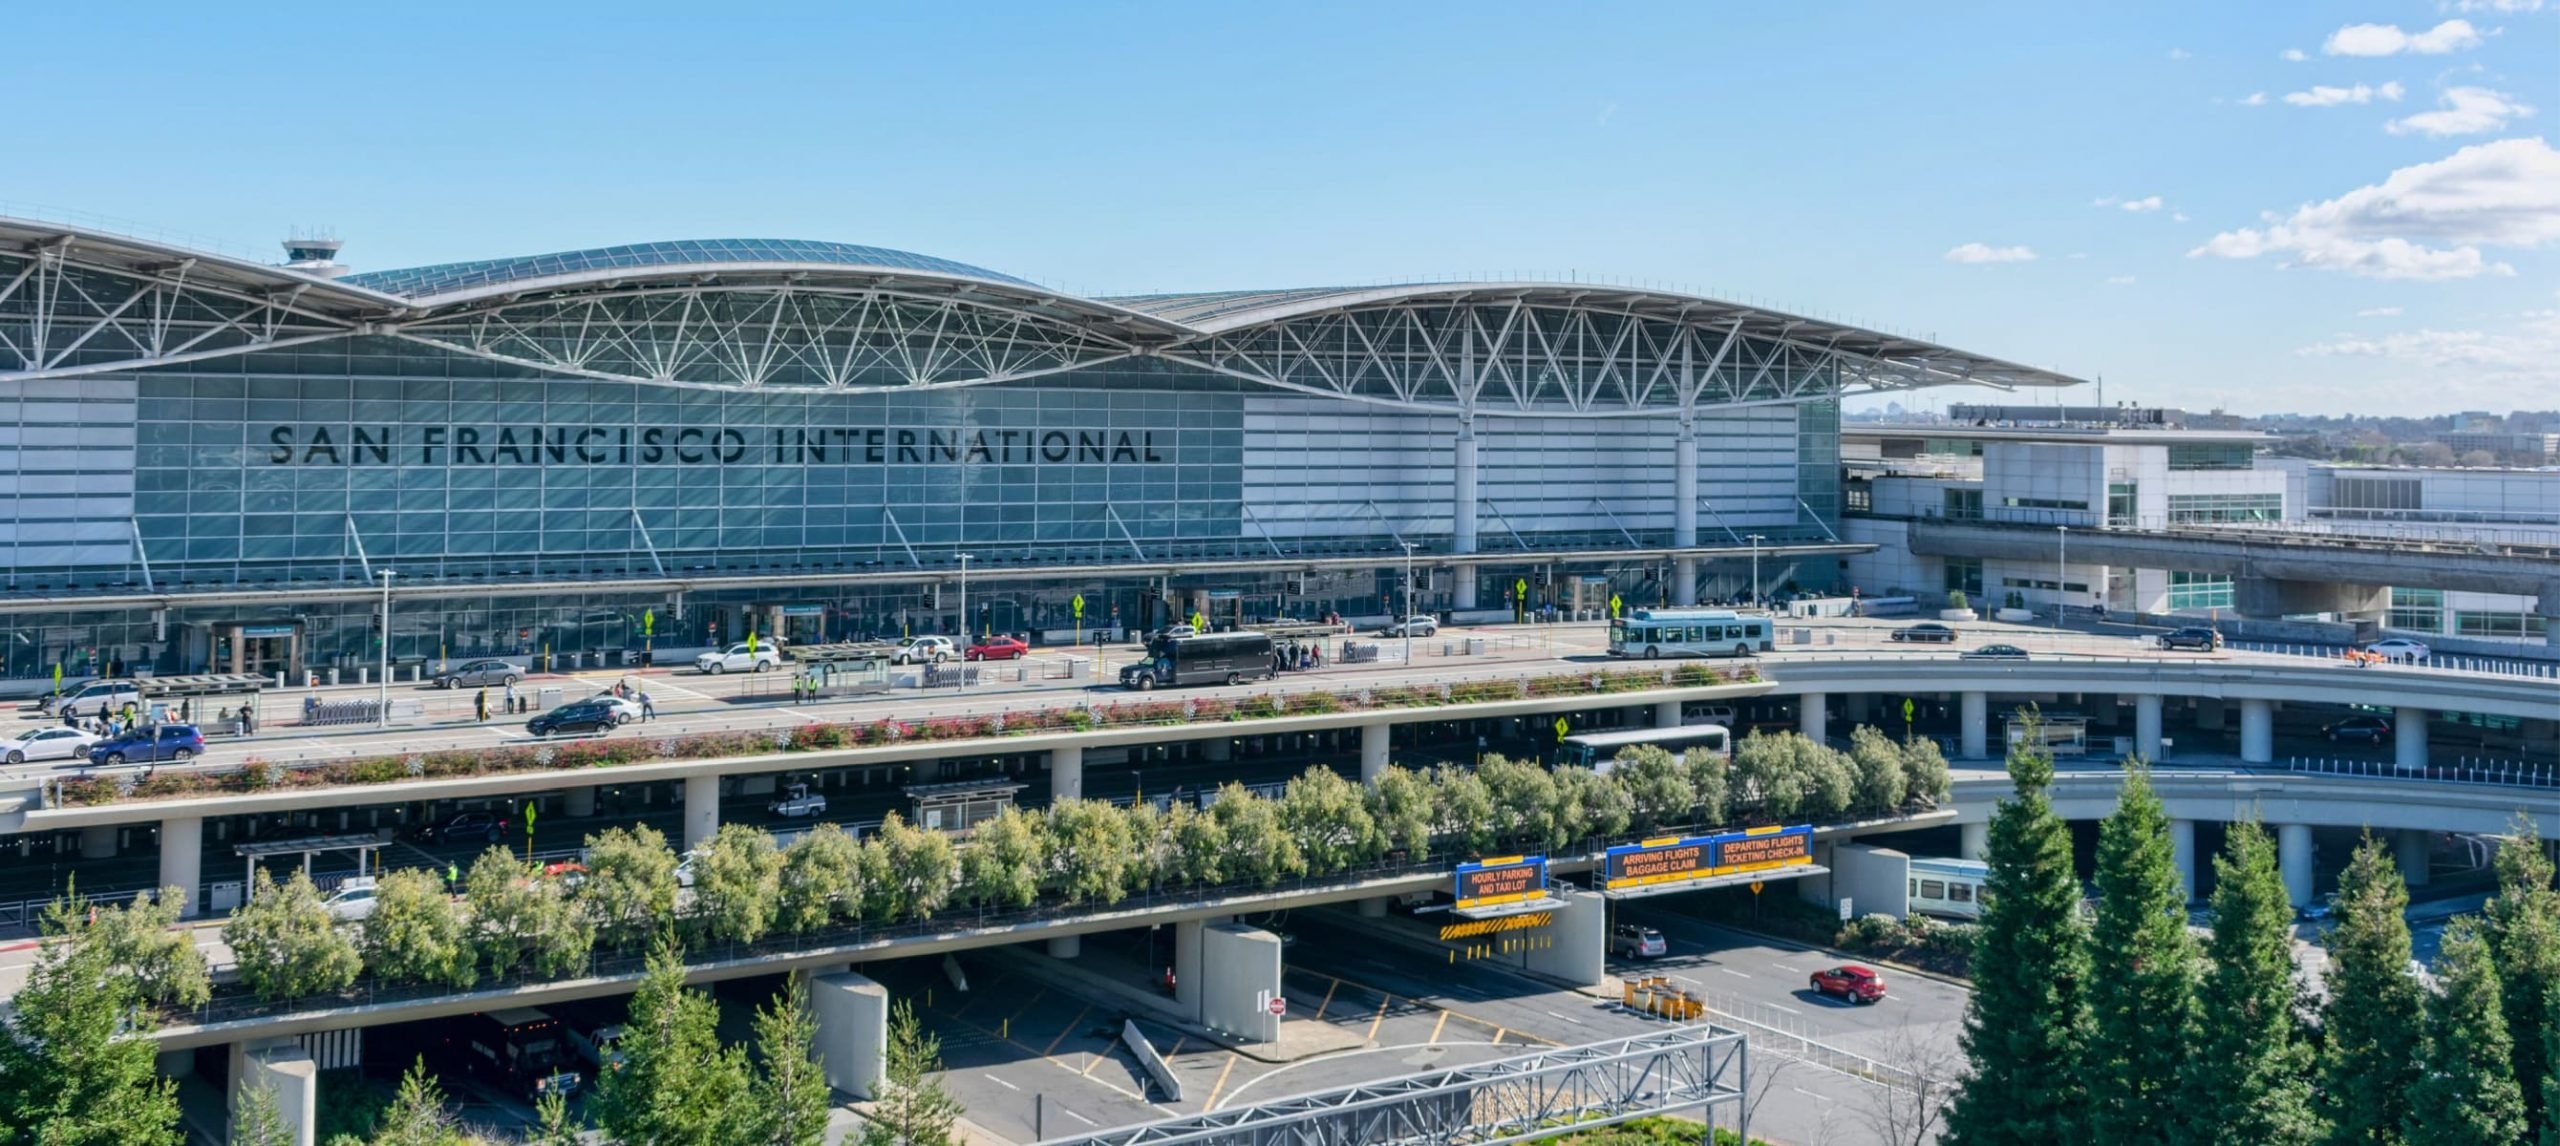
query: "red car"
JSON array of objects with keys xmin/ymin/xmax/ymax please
[
  {"xmin": 1810, "ymin": 965, "xmax": 1886, "ymax": 1004},
  {"xmin": 964, "ymin": 636, "xmax": 1029, "ymax": 661}
]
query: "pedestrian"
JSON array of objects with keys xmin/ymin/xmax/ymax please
[
  {"xmin": 639, "ymin": 689, "xmax": 656, "ymax": 722},
  {"xmin": 446, "ymin": 863, "xmax": 459, "ymax": 892},
  {"xmin": 475, "ymin": 688, "xmax": 489, "ymax": 723},
  {"xmin": 241, "ymin": 699, "xmax": 255, "ymax": 734},
  {"xmin": 179, "ymin": 698, "xmax": 191, "ymax": 724},
  {"xmin": 503, "ymin": 680, "xmax": 518, "ymax": 715}
]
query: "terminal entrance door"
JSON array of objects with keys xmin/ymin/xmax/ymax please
[
  {"xmin": 217, "ymin": 622, "xmax": 303, "ymax": 680},
  {"xmin": 759, "ymin": 604, "xmax": 827, "ymax": 646}
]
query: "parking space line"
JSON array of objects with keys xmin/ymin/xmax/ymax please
[
  {"xmin": 1006, "ymin": 989, "xmax": 1048, "ymax": 1024},
  {"xmin": 1060, "ymin": 1106, "xmax": 1097, "ymax": 1126},
  {"xmin": 1166, "ymin": 1036, "xmax": 1187, "ymax": 1059},
  {"xmin": 1042, "ymin": 1005, "xmax": 1091, "ymax": 1057},
  {"xmin": 1364, "ymin": 997, "xmax": 1390, "ymax": 1043},
  {"xmin": 1767, "ymin": 1002, "xmax": 1804, "ymax": 1015},
  {"xmin": 983, "ymin": 1073, "xmax": 1020, "ymax": 1092},
  {"xmin": 1203, "ymin": 1055, "xmax": 1241, "ymax": 1110},
  {"xmin": 1769, "ymin": 961, "xmax": 1799, "ymax": 973},
  {"xmin": 1720, "ymin": 968, "xmax": 1751, "ymax": 979},
  {"xmin": 1429, "ymin": 1012, "xmax": 1449, "ymax": 1044},
  {"xmin": 1313, "ymin": 979, "xmax": 1340, "ymax": 1021},
  {"xmin": 1491, "ymin": 1028, "xmax": 1503, "ymax": 1045}
]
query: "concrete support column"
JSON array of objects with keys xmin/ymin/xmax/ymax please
[
  {"xmin": 2394, "ymin": 708, "xmax": 2428, "ymax": 773},
  {"xmin": 160, "ymin": 816, "xmax": 202, "ymax": 914},
  {"xmin": 2277, "ymin": 823, "xmax": 2315, "ymax": 909},
  {"xmin": 1047, "ymin": 933, "xmax": 1082, "ymax": 959},
  {"xmin": 2168, "ymin": 819, "xmax": 2198, "ymax": 904},
  {"xmin": 1672, "ymin": 556, "xmax": 1699, "ymax": 607},
  {"xmin": 1051, "ymin": 745, "xmax": 1084, "ymax": 801},
  {"xmin": 1672, "ymin": 423, "xmax": 1699, "ymax": 549},
  {"xmin": 2239, "ymin": 698, "xmax": 2274, "ymax": 765},
  {"xmin": 811, "ymin": 970, "xmax": 890, "ymax": 1099},
  {"xmin": 79, "ymin": 825, "xmax": 118, "ymax": 860},
  {"xmin": 1452, "ymin": 420, "xmax": 1479, "ymax": 557},
  {"xmin": 1199, "ymin": 922, "xmax": 1286, "ymax": 1043},
  {"xmin": 682, "ymin": 774, "xmax": 719, "ymax": 850},
  {"xmin": 1455, "ymin": 566, "xmax": 1478, "ymax": 610},
  {"xmin": 1961, "ymin": 691, "xmax": 1988, "ymax": 759},
  {"xmin": 233, "ymin": 1041, "xmax": 318, "ymax": 1146},
  {"xmin": 1359, "ymin": 721, "xmax": 1390, "ymax": 784},
  {"xmin": 1654, "ymin": 700, "xmax": 1684, "ymax": 728},
  {"xmin": 1357, "ymin": 896, "xmax": 1389, "ymax": 918},
  {"xmin": 1844, "ymin": 692, "xmax": 1873, "ymax": 727},
  {"xmin": 1513, "ymin": 887, "xmax": 1607, "ymax": 989},
  {"xmin": 2396, "ymin": 829, "xmax": 2432, "ymax": 888},
  {"xmin": 1798, "ymin": 692, "xmax": 1827, "ymax": 742},
  {"xmin": 1960, "ymin": 821, "xmax": 1989, "ymax": 862},
  {"xmin": 563, "ymin": 786, "xmax": 596, "ymax": 818},
  {"xmin": 2134, "ymin": 694, "xmax": 2164, "ymax": 762},
  {"xmin": 1173, "ymin": 919, "xmax": 1205, "ymax": 1022}
]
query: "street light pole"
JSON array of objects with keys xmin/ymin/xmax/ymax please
[
  {"xmin": 956, "ymin": 553, "xmax": 973, "ymax": 693},
  {"xmin": 1399, "ymin": 542, "xmax": 1418, "ymax": 666},
  {"xmin": 1745, "ymin": 534, "xmax": 1765, "ymax": 607},
  {"xmin": 376, "ymin": 569, "xmax": 395, "ymax": 726},
  {"xmin": 2056, "ymin": 526, "xmax": 2068, "ymax": 631}
]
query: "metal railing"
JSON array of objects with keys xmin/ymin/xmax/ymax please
[
  {"xmin": 2282, "ymin": 756, "xmax": 2558, "ymax": 790},
  {"xmin": 1679, "ymin": 985, "xmax": 1919, "ymax": 1092}
]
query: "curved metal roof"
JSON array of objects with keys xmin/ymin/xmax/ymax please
[{"xmin": 343, "ymin": 238, "xmax": 1037, "ymax": 298}]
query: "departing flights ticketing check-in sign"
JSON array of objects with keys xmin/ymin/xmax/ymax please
[
  {"xmin": 1601, "ymin": 825, "xmax": 1815, "ymax": 892},
  {"xmin": 1453, "ymin": 856, "xmax": 1549, "ymax": 911}
]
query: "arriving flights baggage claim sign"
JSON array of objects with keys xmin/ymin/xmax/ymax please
[
  {"xmin": 1454, "ymin": 855, "xmax": 1548, "ymax": 911},
  {"xmin": 1602, "ymin": 825, "xmax": 1815, "ymax": 891}
]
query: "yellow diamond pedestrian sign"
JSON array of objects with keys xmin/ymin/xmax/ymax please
[
  {"xmin": 1554, "ymin": 717, "xmax": 1570, "ymax": 741},
  {"xmin": 1072, "ymin": 594, "xmax": 1085, "ymax": 619},
  {"xmin": 1903, "ymin": 698, "xmax": 1915, "ymax": 723},
  {"xmin": 1609, "ymin": 593, "xmax": 1623, "ymax": 617}
]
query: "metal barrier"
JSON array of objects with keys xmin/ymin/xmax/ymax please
[
  {"xmin": 1681, "ymin": 984, "xmax": 1921, "ymax": 1092},
  {"xmin": 2283, "ymin": 756, "xmax": 2558, "ymax": 790}
]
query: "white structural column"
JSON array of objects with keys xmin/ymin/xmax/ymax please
[
  {"xmin": 1799, "ymin": 692, "xmax": 1827, "ymax": 742},
  {"xmin": 160, "ymin": 816, "xmax": 203, "ymax": 915},
  {"xmin": 1655, "ymin": 700, "xmax": 1684, "ymax": 728},
  {"xmin": 2134, "ymin": 694, "xmax": 2164, "ymax": 762},
  {"xmin": 1960, "ymin": 691, "xmax": 1988, "ymax": 759},
  {"xmin": 2394, "ymin": 707, "xmax": 2428, "ymax": 773},
  {"xmin": 1360, "ymin": 721, "xmax": 1391, "ymax": 783},
  {"xmin": 2168, "ymin": 819, "xmax": 2198, "ymax": 904},
  {"xmin": 2277, "ymin": 823, "xmax": 2316, "ymax": 909},
  {"xmin": 683, "ymin": 774, "xmax": 719, "ymax": 850},
  {"xmin": 810, "ymin": 970, "xmax": 891, "ymax": 1099},
  {"xmin": 1672, "ymin": 418, "xmax": 1700, "ymax": 607},
  {"xmin": 1960, "ymin": 820, "xmax": 1989, "ymax": 862},
  {"xmin": 1452, "ymin": 417, "xmax": 1479, "ymax": 558},
  {"xmin": 1672, "ymin": 557, "xmax": 1698, "ymax": 608},
  {"xmin": 1510, "ymin": 886, "xmax": 1607, "ymax": 988},
  {"xmin": 234, "ymin": 1041, "xmax": 319, "ymax": 1146},
  {"xmin": 564, "ymin": 786, "xmax": 596, "ymax": 817},
  {"xmin": 1047, "ymin": 933, "xmax": 1082, "ymax": 959},
  {"xmin": 1051, "ymin": 745, "xmax": 1084, "ymax": 801},
  {"xmin": 2396, "ymin": 829, "xmax": 2432, "ymax": 888},
  {"xmin": 2239, "ymin": 698, "xmax": 2275, "ymax": 765},
  {"xmin": 1198, "ymin": 922, "xmax": 1286, "ymax": 1043}
]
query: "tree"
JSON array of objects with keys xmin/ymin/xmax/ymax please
[
  {"xmin": 1164, "ymin": 800, "xmax": 1227, "ymax": 886},
  {"xmin": 371, "ymin": 1056, "xmax": 463, "ymax": 1146},
  {"xmin": 2404, "ymin": 916, "xmax": 2526, "ymax": 1144},
  {"xmin": 1732, "ymin": 731, "xmax": 1854, "ymax": 821},
  {"xmin": 2316, "ymin": 835, "xmax": 2424, "ymax": 1145},
  {"xmin": 1367, "ymin": 764, "xmax": 1438, "ymax": 858},
  {"xmin": 694, "ymin": 821, "xmax": 785, "ymax": 943},
  {"xmin": 223, "ymin": 869, "xmax": 361, "ymax": 1001},
  {"xmin": 1045, "ymin": 798, "xmax": 1138, "ymax": 905},
  {"xmin": 2545, "ymin": 985, "xmax": 2559, "ymax": 1146},
  {"xmin": 1944, "ymin": 713, "xmax": 2089, "ymax": 1146},
  {"xmin": 359, "ymin": 868, "xmax": 476, "ymax": 989},
  {"xmin": 1278, "ymin": 766, "xmax": 1381, "ymax": 875},
  {"xmin": 0, "ymin": 901, "xmax": 184, "ymax": 1146},
  {"xmin": 593, "ymin": 935, "xmax": 755, "ymax": 1146},
  {"xmin": 1431, "ymin": 763, "xmax": 1497, "ymax": 855},
  {"xmin": 2182, "ymin": 819, "xmax": 2322, "ymax": 1146},
  {"xmin": 957, "ymin": 805, "xmax": 1046, "ymax": 911},
  {"xmin": 2485, "ymin": 818, "xmax": 2559, "ymax": 1136},
  {"xmin": 2084, "ymin": 764, "xmax": 2196, "ymax": 1145},
  {"xmin": 1209, "ymin": 783, "xmax": 1304, "ymax": 887},
  {"xmin": 1902, "ymin": 735, "xmax": 1953, "ymax": 807},
  {"xmin": 525, "ymin": 1089, "xmax": 583, "ymax": 1146},
  {"xmin": 1475, "ymin": 755, "xmax": 1560, "ymax": 850},
  {"xmin": 862, "ymin": 1000, "xmax": 962, "ymax": 1146},
  {"xmin": 1611, "ymin": 745, "xmax": 1695, "ymax": 831},
  {"xmin": 1847, "ymin": 725, "xmax": 1911, "ymax": 816},
  {"xmin": 1119, "ymin": 800, "xmax": 1173, "ymax": 893},
  {"xmin": 1862, "ymin": 1019, "xmax": 1965, "ymax": 1146},
  {"xmin": 232, "ymin": 1077, "xmax": 291, "ymax": 1146},
  {"xmin": 80, "ymin": 886, "xmax": 209, "ymax": 1008},
  {"xmin": 1687, "ymin": 746, "xmax": 1730, "ymax": 825},
  {"xmin": 580, "ymin": 824, "xmax": 680, "ymax": 946},
  {"xmin": 464, "ymin": 847, "xmax": 593, "ymax": 980},
  {"xmin": 749, "ymin": 976, "xmax": 832, "ymax": 1146},
  {"xmin": 776, "ymin": 823, "xmax": 867, "ymax": 932},
  {"xmin": 872, "ymin": 813, "xmax": 957, "ymax": 921},
  {"xmin": 1556, "ymin": 764, "xmax": 1631, "ymax": 846}
]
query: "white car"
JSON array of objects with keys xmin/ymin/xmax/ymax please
[
  {"xmin": 1, "ymin": 726, "xmax": 100, "ymax": 766},
  {"xmin": 890, "ymin": 636, "xmax": 956, "ymax": 665},
  {"xmin": 587, "ymin": 694, "xmax": 643, "ymax": 724},
  {"xmin": 1379, "ymin": 616, "xmax": 1439, "ymax": 638},
  {"xmin": 769, "ymin": 782, "xmax": 827, "ymax": 818},
  {"xmin": 323, "ymin": 878, "xmax": 379, "ymax": 922},
  {"xmin": 694, "ymin": 643, "xmax": 784, "ymax": 674},
  {"xmin": 2364, "ymin": 638, "xmax": 2431, "ymax": 663}
]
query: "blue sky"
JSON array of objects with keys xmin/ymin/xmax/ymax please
[{"xmin": 5, "ymin": 1, "xmax": 2552, "ymax": 415}]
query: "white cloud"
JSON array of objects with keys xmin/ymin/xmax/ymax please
[
  {"xmin": 2190, "ymin": 136, "xmax": 2560, "ymax": 279},
  {"xmin": 2173, "ymin": 212, "xmax": 2191, "ymax": 222},
  {"xmin": 2283, "ymin": 82, "xmax": 2405, "ymax": 107},
  {"xmin": 2324, "ymin": 19, "xmax": 2482, "ymax": 56},
  {"xmin": 2119, "ymin": 195, "xmax": 2165, "ymax": 213},
  {"xmin": 2105, "ymin": 275, "xmax": 2137, "ymax": 285},
  {"xmin": 2295, "ymin": 308, "xmax": 2560, "ymax": 396},
  {"xmin": 2241, "ymin": 92, "xmax": 2269, "ymax": 106},
  {"xmin": 2282, "ymin": 48, "xmax": 2308, "ymax": 62},
  {"xmin": 2357, "ymin": 306, "xmax": 2405, "ymax": 316},
  {"xmin": 2387, "ymin": 86, "xmax": 2536, "ymax": 136},
  {"xmin": 1945, "ymin": 243, "xmax": 2038, "ymax": 264},
  {"xmin": 2448, "ymin": 0, "xmax": 2540, "ymax": 12},
  {"xmin": 2168, "ymin": 47, "xmax": 2192, "ymax": 60}
]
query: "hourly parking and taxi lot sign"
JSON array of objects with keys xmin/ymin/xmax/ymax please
[{"xmin": 1454, "ymin": 855, "xmax": 1548, "ymax": 911}]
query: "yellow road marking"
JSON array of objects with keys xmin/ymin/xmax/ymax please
[
  {"xmin": 1008, "ymin": 989, "xmax": 1048, "ymax": 1024},
  {"xmin": 1166, "ymin": 1036, "xmax": 1187, "ymax": 1059},
  {"xmin": 1364, "ymin": 997, "xmax": 1390, "ymax": 1043},
  {"xmin": 1042, "ymin": 1005, "xmax": 1091, "ymax": 1057},
  {"xmin": 1429, "ymin": 1011, "xmax": 1449, "ymax": 1044},
  {"xmin": 1313, "ymin": 979, "xmax": 1340, "ymax": 1021},
  {"xmin": 1203, "ymin": 1054, "xmax": 1241, "ymax": 1110},
  {"xmin": 1491, "ymin": 1028, "xmax": 1505, "ymax": 1045}
]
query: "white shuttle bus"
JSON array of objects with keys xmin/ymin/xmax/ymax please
[{"xmin": 1608, "ymin": 608, "xmax": 1774, "ymax": 660}]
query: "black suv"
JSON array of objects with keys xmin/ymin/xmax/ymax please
[
  {"xmin": 406, "ymin": 810, "xmax": 508, "ymax": 844},
  {"xmin": 528, "ymin": 700, "xmax": 618, "ymax": 738},
  {"xmin": 2157, "ymin": 627, "xmax": 2223, "ymax": 651}
]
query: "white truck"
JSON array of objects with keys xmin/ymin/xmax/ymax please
[
  {"xmin": 694, "ymin": 642, "xmax": 784, "ymax": 674},
  {"xmin": 769, "ymin": 782, "xmax": 828, "ymax": 819},
  {"xmin": 889, "ymin": 636, "xmax": 956, "ymax": 665}
]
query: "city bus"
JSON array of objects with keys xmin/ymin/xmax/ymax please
[
  {"xmin": 1558, "ymin": 724, "xmax": 1732, "ymax": 771},
  {"xmin": 1118, "ymin": 631, "xmax": 1277, "ymax": 689},
  {"xmin": 1607, "ymin": 608, "xmax": 1774, "ymax": 660}
]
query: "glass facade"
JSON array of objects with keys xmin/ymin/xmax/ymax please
[
  {"xmin": 2166, "ymin": 442, "xmax": 2254, "ymax": 471},
  {"xmin": 2167, "ymin": 571, "xmax": 2234, "ymax": 610},
  {"xmin": 2166, "ymin": 492, "xmax": 2282, "ymax": 524}
]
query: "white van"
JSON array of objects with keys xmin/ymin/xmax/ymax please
[{"xmin": 47, "ymin": 679, "xmax": 141, "ymax": 721}]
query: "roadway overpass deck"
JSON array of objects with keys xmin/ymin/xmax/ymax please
[{"xmin": 1904, "ymin": 517, "xmax": 2560, "ymax": 609}]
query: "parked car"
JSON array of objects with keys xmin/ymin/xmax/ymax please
[
  {"xmin": 2323, "ymin": 715, "xmax": 2393, "ymax": 744},
  {"xmin": 1609, "ymin": 923, "xmax": 1668, "ymax": 959},
  {"xmin": 964, "ymin": 636, "xmax": 1029, "ymax": 662},
  {"xmin": 86, "ymin": 724, "xmax": 205, "ymax": 767},
  {"xmin": 0, "ymin": 726, "xmax": 99, "ymax": 766},
  {"xmin": 323, "ymin": 877, "xmax": 380, "ymax": 922},
  {"xmin": 568, "ymin": 1020, "xmax": 627, "ymax": 1073},
  {"xmin": 42, "ymin": 679, "xmax": 141, "ymax": 720},
  {"xmin": 769, "ymin": 782, "xmax": 828, "ymax": 818},
  {"xmin": 694, "ymin": 643, "xmax": 783, "ymax": 674},
  {"xmin": 586, "ymin": 693, "xmax": 642, "ymax": 723},
  {"xmin": 1155, "ymin": 624, "xmax": 1200, "ymax": 641},
  {"xmin": 1379, "ymin": 616, "xmax": 1440, "ymax": 638},
  {"xmin": 1959, "ymin": 643, "xmax": 2031, "ymax": 661},
  {"xmin": 528, "ymin": 699, "xmax": 621, "ymax": 737},
  {"xmin": 1889, "ymin": 622, "xmax": 1958, "ymax": 644},
  {"xmin": 1809, "ymin": 965, "xmax": 1887, "ymax": 1004},
  {"xmin": 890, "ymin": 636, "xmax": 956, "ymax": 665},
  {"xmin": 407, "ymin": 811, "xmax": 509, "ymax": 845},
  {"xmin": 2157, "ymin": 627, "xmax": 2223, "ymax": 651},
  {"xmin": 2361, "ymin": 638, "xmax": 2431, "ymax": 663},
  {"xmin": 437, "ymin": 659, "xmax": 524, "ymax": 690}
]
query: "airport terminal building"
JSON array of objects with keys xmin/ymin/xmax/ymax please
[{"xmin": 0, "ymin": 219, "xmax": 2074, "ymax": 679}]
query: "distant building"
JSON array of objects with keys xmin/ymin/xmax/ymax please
[{"xmin": 2436, "ymin": 431, "xmax": 2560, "ymax": 466}]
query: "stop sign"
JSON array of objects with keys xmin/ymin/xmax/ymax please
[{"xmin": 1267, "ymin": 996, "xmax": 1287, "ymax": 1017}]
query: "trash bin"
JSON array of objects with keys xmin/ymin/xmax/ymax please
[
  {"xmin": 1466, "ymin": 637, "xmax": 1486, "ymax": 655},
  {"xmin": 538, "ymin": 686, "xmax": 564, "ymax": 710}
]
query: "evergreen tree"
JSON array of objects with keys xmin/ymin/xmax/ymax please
[
  {"xmin": 2485, "ymin": 818, "xmax": 2559, "ymax": 1137},
  {"xmin": 1364, "ymin": 764, "xmax": 1438, "ymax": 859},
  {"xmin": 862, "ymin": 1000, "xmax": 962, "ymax": 1146},
  {"xmin": 231, "ymin": 1077, "xmax": 291, "ymax": 1146},
  {"xmin": 0, "ymin": 907, "xmax": 184, "ymax": 1146},
  {"xmin": 465, "ymin": 846, "xmax": 594, "ymax": 980},
  {"xmin": 525, "ymin": 1089, "xmax": 583, "ymax": 1146},
  {"xmin": 592, "ymin": 934, "xmax": 754, "ymax": 1146},
  {"xmin": 2316, "ymin": 835, "xmax": 2424, "ymax": 1145},
  {"xmin": 1944, "ymin": 712, "xmax": 2090, "ymax": 1146},
  {"xmin": 1609, "ymin": 745, "xmax": 1695, "ymax": 832},
  {"xmin": 2544, "ymin": 985, "xmax": 2559, "ymax": 1146},
  {"xmin": 872, "ymin": 813, "xmax": 958, "ymax": 920},
  {"xmin": 1555, "ymin": 763, "xmax": 1632, "ymax": 845},
  {"xmin": 1847, "ymin": 724, "xmax": 1911, "ymax": 817},
  {"xmin": 578, "ymin": 824, "xmax": 681, "ymax": 946},
  {"xmin": 222, "ymin": 869, "xmax": 362, "ymax": 1002},
  {"xmin": 2084, "ymin": 764, "xmax": 2195, "ymax": 1145},
  {"xmin": 1207, "ymin": 781, "xmax": 1303, "ymax": 886},
  {"xmin": 776, "ymin": 823, "xmax": 867, "ymax": 932},
  {"xmin": 1276, "ymin": 766, "xmax": 1382, "ymax": 874},
  {"xmin": 750, "ymin": 976, "xmax": 833, "ymax": 1146},
  {"xmin": 1044, "ymin": 798, "xmax": 1139, "ymax": 905},
  {"xmin": 371, "ymin": 1057, "xmax": 463, "ymax": 1146},
  {"xmin": 2404, "ymin": 916, "xmax": 2525, "ymax": 1144},
  {"xmin": 2181, "ymin": 819, "xmax": 2323, "ymax": 1146}
]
